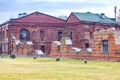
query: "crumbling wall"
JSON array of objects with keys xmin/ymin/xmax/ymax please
[
  {"xmin": 11, "ymin": 40, "xmax": 33, "ymax": 56},
  {"xmin": 92, "ymin": 28, "xmax": 120, "ymax": 61},
  {"xmin": 50, "ymin": 37, "xmax": 91, "ymax": 59},
  {"xmin": 50, "ymin": 29, "xmax": 120, "ymax": 61},
  {"xmin": 92, "ymin": 28, "xmax": 120, "ymax": 54}
]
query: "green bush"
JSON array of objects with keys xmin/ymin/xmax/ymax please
[{"xmin": 10, "ymin": 54, "xmax": 16, "ymax": 59}]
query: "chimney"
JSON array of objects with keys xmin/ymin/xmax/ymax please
[
  {"xmin": 114, "ymin": 6, "xmax": 117, "ymax": 21},
  {"xmin": 100, "ymin": 13, "xmax": 105, "ymax": 18},
  {"xmin": 18, "ymin": 12, "xmax": 27, "ymax": 18}
]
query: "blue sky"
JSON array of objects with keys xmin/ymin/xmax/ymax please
[{"xmin": 0, "ymin": 0, "xmax": 120, "ymax": 23}]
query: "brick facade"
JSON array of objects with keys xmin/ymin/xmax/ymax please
[
  {"xmin": 93, "ymin": 28, "xmax": 120, "ymax": 53},
  {"xmin": 0, "ymin": 11, "xmax": 120, "ymax": 61},
  {"xmin": 0, "ymin": 12, "xmax": 66, "ymax": 55},
  {"xmin": 50, "ymin": 35, "xmax": 120, "ymax": 61},
  {"xmin": 50, "ymin": 13, "xmax": 120, "ymax": 61},
  {"xmin": 66, "ymin": 13, "xmax": 119, "ymax": 49}
]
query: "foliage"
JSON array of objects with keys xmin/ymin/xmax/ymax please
[
  {"xmin": 58, "ymin": 15, "xmax": 68, "ymax": 20},
  {"xmin": 10, "ymin": 54, "xmax": 16, "ymax": 59}
]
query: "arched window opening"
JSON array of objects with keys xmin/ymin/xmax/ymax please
[{"xmin": 20, "ymin": 29, "xmax": 30, "ymax": 41}]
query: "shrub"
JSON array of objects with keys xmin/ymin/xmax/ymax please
[
  {"xmin": 56, "ymin": 58, "xmax": 60, "ymax": 61},
  {"xmin": 10, "ymin": 54, "xmax": 16, "ymax": 59},
  {"xmin": 33, "ymin": 56, "xmax": 37, "ymax": 59}
]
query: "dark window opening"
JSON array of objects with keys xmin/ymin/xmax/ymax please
[
  {"xmin": 40, "ymin": 31, "xmax": 44, "ymax": 41},
  {"xmin": 57, "ymin": 32, "xmax": 62, "ymax": 41},
  {"xmin": 0, "ymin": 32, "xmax": 2, "ymax": 38},
  {"xmin": 41, "ymin": 45, "xmax": 45, "ymax": 53},
  {"xmin": 3, "ymin": 31, "xmax": 5, "ymax": 39},
  {"xmin": 85, "ymin": 43, "xmax": 89, "ymax": 48},
  {"xmin": 95, "ymin": 29, "xmax": 100, "ymax": 32},
  {"xmin": 20, "ymin": 29, "xmax": 30, "ymax": 41},
  {"xmin": 102, "ymin": 40, "xmax": 108, "ymax": 53},
  {"xmin": 70, "ymin": 32, "xmax": 72, "ymax": 40},
  {"xmin": 90, "ymin": 32, "xmax": 92, "ymax": 38},
  {"xmin": 6, "ymin": 30, "xmax": 8, "ymax": 38}
]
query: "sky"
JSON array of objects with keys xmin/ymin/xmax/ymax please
[{"xmin": 0, "ymin": 0, "xmax": 120, "ymax": 23}]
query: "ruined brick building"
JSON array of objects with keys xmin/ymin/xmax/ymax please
[
  {"xmin": 0, "ymin": 12, "xmax": 66, "ymax": 55},
  {"xmin": 50, "ymin": 28, "xmax": 120, "ymax": 61},
  {"xmin": 66, "ymin": 12, "xmax": 118, "ymax": 48},
  {"xmin": 0, "ymin": 11, "xmax": 120, "ymax": 60}
]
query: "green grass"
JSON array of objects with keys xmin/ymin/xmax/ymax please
[{"xmin": 0, "ymin": 57, "xmax": 120, "ymax": 80}]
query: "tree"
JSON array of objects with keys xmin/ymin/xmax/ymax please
[{"xmin": 58, "ymin": 15, "xmax": 68, "ymax": 20}]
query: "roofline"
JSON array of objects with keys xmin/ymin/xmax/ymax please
[
  {"xmin": 66, "ymin": 21, "xmax": 119, "ymax": 27},
  {"xmin": 79, "ymin": 20, "xmax": 118, "ymax": 25},
  {"xmin": 10, "ymin": 11, "xmax": 66, "ymax": 22},
  {"xmin": 0, "ymin": 20, "xmax": 11, "ymax": 27},
  {"xmin": 0, "ymin": 11, "xmax": 66, "ymax": 27},
  {"xmin": 71, "ymin": 12, "xmax": 118, "ymax": 25},
  {"xmin": 66, "ymin": 12, "xmax": 80, "ymax": 22},
  {"xmin": 37, "ymin": 11, "xmax": 66, "ymax": 22}
]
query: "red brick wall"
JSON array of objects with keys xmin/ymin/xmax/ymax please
[
  {"xmin": 13, "ymin": 12, "xmax": 65, "ymax": 23},
  {"xmin": 92, "ymin": 28, "xmax": 120, "ymax": 60},
  {"xmin": 66, "ymin": 14, "xmax": 119, "ymax": 49},
  {"xmin": 66, "ymin": 15, "xmax": 94, "ymax": 48},
  {"xmin": 67, "ymin": 13, "xmax": 80, "ymax": 23},
  {"xmin": 1, "ymin": 12, "xmax": 120, "ymax": 60},
  {"xmin": 0, "ymin": 12, "xmax": 66, "ymax": 55},
  {"xmin": 0, "ymin": 24, "xmax": 9, "ymax": 53},
  {"xmin": 9, "ymin": 25, "xmax": 65, "ymax": 54},
  {"xmin": 50, "ymin": 37, "xmax": 120, "ymax": 61}
]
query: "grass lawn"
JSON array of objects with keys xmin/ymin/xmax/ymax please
[{"xmin": 0, "ymin": 57, "xmax": 120, "ymax": 80}]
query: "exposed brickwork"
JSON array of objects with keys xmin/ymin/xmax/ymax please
[
  {"xmin": 92, "ymin": 28, "xmax": 119, "ymax": 54},
  {"xmin": 0, "ymin": 12, "xmax": 120, "ymax": 61},
  {"xmin": 66, "ymin": 13, "xmax": 119, "ymax": 49},
  {"xmin": 0, "ymin": 12, "xmax": 66, "ymax": 55},
  {"xmin": 92, "ymin": 28, "xmax": 120, "ymax": 60},
  {"xmin": 50, "ymin": 30, "xmax": 120, "ymax": 61}
]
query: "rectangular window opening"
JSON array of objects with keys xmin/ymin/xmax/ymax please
[
  {"xmin": 102, "ymin": 40, "xmax": 108, "ymax": 54},
  {"xmin": 40, "ymin": 31, "xmax": 44, "ymax": 41},
  {"xmin": 57, "ymin": 32, "xmax": 62, "ymax": 41}
]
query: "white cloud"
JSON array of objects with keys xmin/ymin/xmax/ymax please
[
  {"xmin": 0, "ymin": 0, "xmax": 120, "ymax": 23},
  {"xmin": 46, "ymin": 6, "xmax": 118, "ymax": 18}
]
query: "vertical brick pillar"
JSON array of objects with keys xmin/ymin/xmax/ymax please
[
  {"xmin": 50, "ymin": 42, "xmax": 60, "ymax": 57},
  {"xmin": 60, "ymin": 37, "xmax": 72, "ymax": 57},
  {"xmin": 60, "ymin": 37, "xmax": 67, "ymax": 57},
  {"xmin": 108, "ymin": 34, "xmax": 116, "ymax": 54},
  {"xmin": 92, "ymin": 31, "xmax": 102, "ymax": 54}
]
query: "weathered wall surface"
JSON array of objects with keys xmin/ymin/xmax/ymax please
[
  {"xmin": 50, "ymin": 29, "xmax": 120, "ymax": 61},
  {"xmin": 0, "ymin": 12, "xmax": 66, "ymax": 55},
  {"xmin": 1, "ymin": 12, "xmax": 120, "ymax": 61}
]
